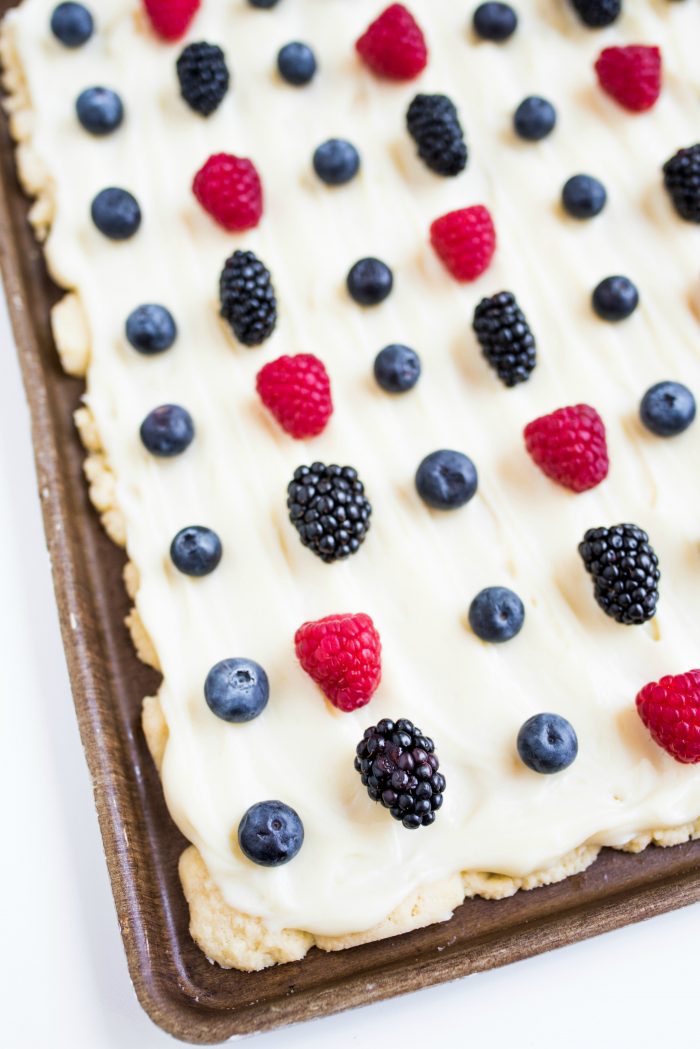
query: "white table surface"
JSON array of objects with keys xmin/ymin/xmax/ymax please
[{"xmin": 1, "ymin": 281, "xmax": 698, "ymax": 1049}]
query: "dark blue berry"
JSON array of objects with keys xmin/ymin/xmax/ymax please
[
  {"xmin": 204, "ymin": 658, "xmax": 269, "ymax": 722},
  {"xmin": 514, "ymin": 96, "xmax": 556, "ymax": 141},
  {"xmin": 517, "ymin": 713, "xmax": 578, "ymax": 774},
  {"xmin": 125, "ymin": 304, "xmax": 177, "ymax": 354},
  {"xmin": 469, "ymin": 587, "xmax": 525, "ymax": 643},
  {"xmin": 562, "ymin": 174, "xmax": 606, "ymax": 219},
  {"xmin": 91, "ymin": 187, "xmax": 141, "ymax": 240},
  {"xmin": 473, "ymin": 3, "xmax": 518, "ymax": 41},
  {"xmin": 171, "ymin": 526, "xmax": 222, "ymax": 577},
  {"xmin": 50, "ymin": 3, "xmax": 93, "ymax": 47},
  {"xmin": 415, "ymin": 450, "xmax": 478, "ymax": 510},
  {"xmin": 640, "ymin": 381, "xmax": 696, "ymax": 437},
  {"xmin": 238, "ymin": 801, "xmax": 304, "ymax": 866},
  {"xmin": 592, "ymin": 276, "xmax": 639, "ymax": 321},
  {"xmin": 374, "ymin": 344, "xmax": 421, "ymax": 393},
  {"xmin": 140, "ymin": 405, "xmax": 194, "ymax": 457},
  {"xmin": 313, "ymin": 139, "xmax": 360, "ymax": 186},
  {"xmin": 277, "ymin": 42, "xmax": 316, "ymax": 86},
  {"xmin": 347, "ymin": 258, "xmax": 393, "ymax": 306},
  {"xmin": 76, "ymin": 87, "xmax": 124, "ymax": 136},
  {"xmin": 248, "ymin": 0, "xmax": 280, "ymax": 6}
]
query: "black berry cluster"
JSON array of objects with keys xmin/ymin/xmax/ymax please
[
  {"xmin": 570, "ymin": 0, "xmax": 621, "ymax": 28},
  {"xmin": 578, "ymin": 524, "xmax": 660, "ymax": 625},
  {"xmin": 176, "ymin": 42, "xmax": 230, "ymax": 116},
  {"xmin": 406, "ymin": 93, "xmax": 467, "ymax": 176},
  {"xmin": 287, "ymin": 463, "xmax": 372, "ymax": 563},
  {"xmin": 663, "ymin": 144, "xmax": 700, "ymax": 223},
  {"xmin": 472, "ymin": 291, "xmax": 537, "ymax": 387},
  {"xmin": 219, "ymin": 250, "xmax": 277, "ymax": 346},
  {"xmin": 355, "ymin": 718, "xmax": 446, "ymax": 829}
]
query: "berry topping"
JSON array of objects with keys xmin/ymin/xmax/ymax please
[
  {"xmin": 143, "ymin": 0, "xmax": 200, "ymax": 42},
  {"xmin": 524, "ymin": 404, "xmax": 609, "ymax": 493},
  {"xmin": 472, "ymin": 3, "xmax": 518, "ymax": 42},
  {"xmin": 193, "ymin": 153, "xmax": 263, "ymax": 231},
  {"xmin": 570, "ymin": 0, "xmax": 620, "ymax": 28},
  {"xmin": 663, "ymin": 144, "xmax": 700, "ymax": 223},
  {"xmin": 469, "ymin": 587, "xmax": 525, "ymax": 643},
  {"xmin": 578, "ymin": 523, "xmax": 660, "ymax": 625},
  {"xmin": 50, "ymin": 3, "xmax": 93, "ymax": 47},
  {"xmin": 347, "ymin": 257, "xmax": 394, "ymax": 306},
  {"xmin": 355, "ymin": 3, "xmax": 428, "ymax": 81},
  {"xmin": 277, "ymin": 42, "xmax": 317, "ymax": 85},
  {"xmin": 248, "ymin": 0, "xmax": 280, "ymax": 6},
  {"xmin": 636, "ymin": 671, "xmax": 700, "ymax": 764},
  {"xmin": 287, "ymin": 463, "xmax": 372, "ymax": 563},
  {"xmin": 513, "ymin": 96, "xmax": 557, "ymax": 141},
  {"xmin": 472, "ymin": 291, "xmax": 536, "ymax": 386},
  {"xmin": 374, "ymin": 343, "xmax": 421, "ymax": 394},
  {"xmin": 415, "ymin": 450, "xmax": 478, "ymax": 510},
  {"xmin": 295, "ymin": 613, "xmax": 382, "ymax": 712},
  {"xmin": 126, "ymin": 304, "xmax": 177, "ymax": 354},
  {"xmin": 355, "ymin": 718, "xmax": 445, "ymax": 829},
  {"xmin": 430, "ymin": 205, "xmax": 496, "ymax": 282},
  {"xmin": 406, "ymin": 93, "xmax": 467, "ymax": 177},
  {"xmin": 592, "ymin": 275, "xmax": 639, "ymax": 321},
  {"xmin": 640, "ymin": 381, "xmax": 696, "ymax": 437},
  {"xmin": 176, "ymin": 42, "xmax": 230, "ymax": 116},
  {"xmin": 313, "ymin": 139, "xmax": 360, "ymax": 186},
  {"xmin": 219, "ymin": 249, "xmax": 277, "ymax": 346},
  {"xmin": 595, "ymin": 45, "xmax": 662, "ymax": 113},
  {"xmin": 170, "ymin": 526, "xmax": 223, "ymax": 577},
  {"xmin": 562, "ymin": 174, "xmax": 607, "ymax": 219},
  {"xmin": 140, "ymin": 404, "xmax": 194, "ymax": 457},
  {"xmin": 256, "ymin": 354, "xmax": 333, "ymax": 439},
  {"xmin": 91, "ymin": 187, "xmax": 141, "ymax": 240},
  {"xmin": 517, "ymin": 714, "xmax": 578, "ymax": 774},
  {"xmin": 76, "ymin": 87, "xmax": 123, "ymax": 136},
  {"xmin": 204, "ymin": 658, "xmax": 269, "ymax": 722},
  {"xmin": 238, "ymin": 801, "xmax": 304, "ymax": 866}
]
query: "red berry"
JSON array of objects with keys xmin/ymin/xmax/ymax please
[
  {"xmin": 524, "ymin": 404, "xmax": 609, "ymax": 493},
  {"xmin": 636, "ymin": 671, "xmax": 700, "ymax": 764},
  {"xmin": 143, "ymin": 0, "xmax": 200, "ymax": 41},
  {"xmin": 430, "ymin": 206, "xmax": 496, "ymax": 282},
  {"xmin": 256, "ymin": 355, "xmax": 333, "ymax": 439},
  {"xmin": 595, "ymin": 45, "xmax": 662, "ymax": 113},
  {"xmin": 192, "ymin": 153, "xmax": 263, "ymax": 231},
  {"xmin": 295, "ymin": 613, "xmax": 382, "ymax": 713},
  {"xmin": 355, "ymin": 3, "xmax": 428, "ymax": 81}
]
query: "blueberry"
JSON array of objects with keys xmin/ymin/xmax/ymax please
[
  {"xmin": 640, "ymin": 381, "xmax": 696, "ymax": 437},
  {"xmin": 374, "ymin": 344, "xmax": 421, "ymax": 393},
  {"xmin": 140, "ymin": 404, "xmax": 194, "ymax": 457},
  {"xmin": 469, "ymin": 586, "xmax": 525, "ymax": 643},
  {"xmin": 513, "ymin": 96, "xmax": 556, "ymax": 141},
  {"xmin": 238, "ymin": 800, "xmax": 304, "ymax": 866},
  {"xmin": 415, "ymin": 450, "xmax": 478, "ymax": 510},
  {"xmin": 592, "ymin": 275, "xmax": 639, "ymax": 321},
  {"xmin": 125, "ymin": 304, "xmax": 177, "ymax": 354},
  {"xmin": 347, "ymin": 258, "xmax": 393, "ymax": 306},
  {"xmin": 313, "ymin": 139, "xmax": 360, "ymax": 186},
  {"xmin": 50, "ymin": 3, "xmax": 93, "ymax": 47},
  {"xmin": 473, "ymin": 3, "xmax": 518, "ymax": 41},
  {"xmin": 248, "ymin": 0, "xmax": 280, "ymax": 6},
  {"xmin": 562, "ymin": 174, "xmax": 606, "ymax": 219},
  {"xmin": 171, "ymin": 526, "xmax": 222, "ymax": 577},
  {"xmin": 517, "ymin": 713, "xmax": 578, "ymax": 774},
  {"xmin": 91, "ymin": 187, "xmax": 141, "ymax": 240},
  {"xmin": 76, "ymin": 87, "xmax": 124, "ymax": 136},
  {"xmin": 204, "ymin": 658, "xmax": 269, "ymax": 722},
  {"xmin": 277, "ymin": 42, "xmax": 317, "ymax": 86}
]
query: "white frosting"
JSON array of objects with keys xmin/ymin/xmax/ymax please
[{"xmin": 8, "ymin": 0, "xmax": 700, "ymax": 937}]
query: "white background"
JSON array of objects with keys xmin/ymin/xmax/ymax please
[{"xmin": 1, "ymin": 283, "xmax": 698, "ymax": 1049}]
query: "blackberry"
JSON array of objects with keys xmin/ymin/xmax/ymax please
[
  {"xmin": 176, "ymin": 42, "xmax": 230, "ymax": 117},
  {"xmin": 663, "ymin": 144, "xmax": 700, "ymax": 223},
  {"xmin": 578, "ymin": 524, "xmax": 660, "ymax": 625},
  {"xmin": 406, "ymin": 94, "xmax": 467, "ymax": 177},
  {"xmin": 219, "ymin": 250, "xmax": 277, "ymax": 346},
  {"xmin": 287, "ymin": 463, "xmax": 372, "ymax": 563},
  {"xmin": 355, "ymin": 718, "xmax": 445, "ymax": 830},
  {"xmin": 472, "ymin": 291, "xmax": 536, "ymax": 387},
  {"xmin": 570, "ymin": 0, "xmax": 621, "ymax": 28}
]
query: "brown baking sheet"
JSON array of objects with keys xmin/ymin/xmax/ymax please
[{"xmin": 3, "ymin": 6, "xmax": 700, "ymax": 1041}]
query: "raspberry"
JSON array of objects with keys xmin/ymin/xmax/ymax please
[
  {"xmin": 594, "ymin": 45, "xmax": 662, "ymax": 113},
  {"xmin": 295, "ymin": 613, "xmax": 382, "ymax": 712},
  {"xmin": 256, "ymin": 355, "xmax": 333, "ymax": 439},
  {"xmin": 430, "ymin": 206, "xmax": 496, "ymax": 282},
  {"xmin": 356, "ymin": 4, "xmax": 428, "ymax": 81},
  {"xmin": 193, "ymin": 153, "xmax": 263, "ymax": 231},
  {"xmin": 143, "ymin": 0, "xmax": 200, "ymax": 41},
  {"xmin": 636, "ymin": 671, "xmax": 700, "ymax": 764},
  {"xmin": 524, "ymin": 404, "xmax": 609, "ymax": 492}
]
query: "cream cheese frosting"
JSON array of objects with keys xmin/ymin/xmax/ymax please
[{"xmin": 5, "ymin": 0, "xmax": 700, "ymax": 939}]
